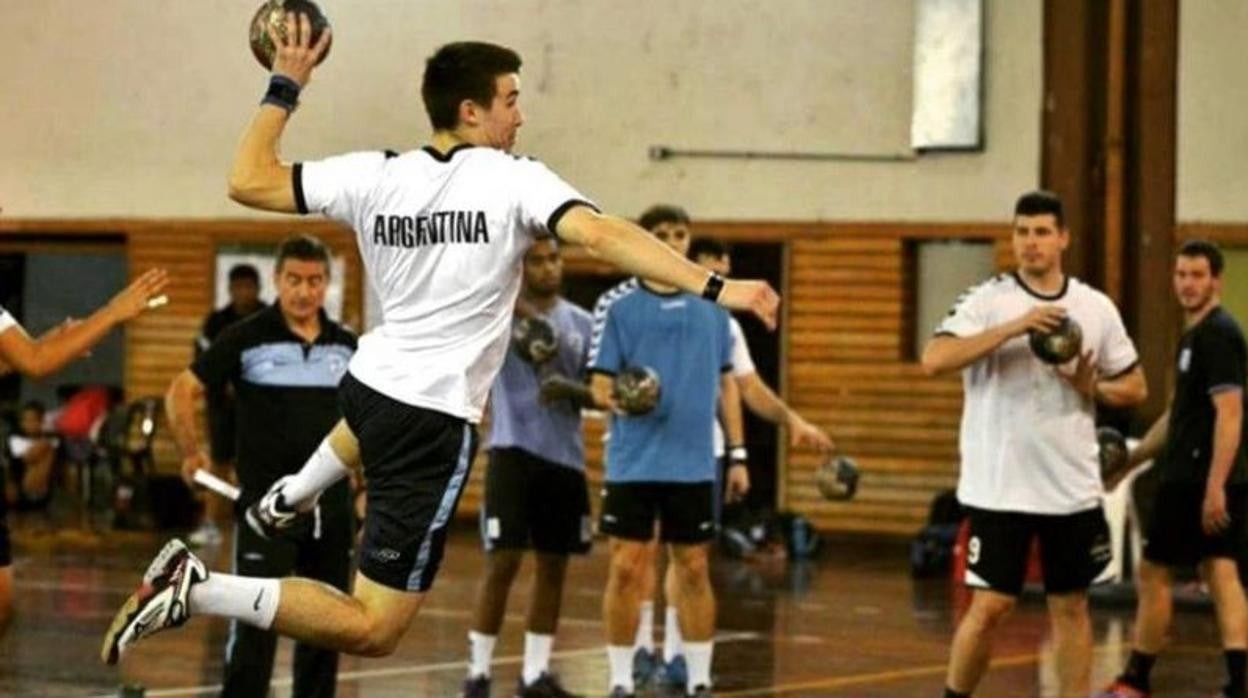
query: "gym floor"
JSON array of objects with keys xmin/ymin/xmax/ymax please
[{"xmin": 0, "ymin": 517, "xmax": 1230, "ymax": 697}]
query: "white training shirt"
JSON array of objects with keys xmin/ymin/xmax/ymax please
[
  {"xmin": 713, "ymin": 317, "xmax": 757, "ymax": 457},
  {"xmin": 296, "ymin": 144, "xmax": 594, "ymax": 422},
  {"xmin": 937, "ymin": 273, "xmax": 1139, "ymax": 514},
  {"xmin": 0, "ymin": 304, "xmax": 14, "ymax": 334}
]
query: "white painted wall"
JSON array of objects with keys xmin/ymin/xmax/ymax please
[
  {"xmin": 1177, "ymin": 0, "xmax": 1248, "ymax": 222},
  {"xmin": 0, "ymin": 0, "xmax": 1041, "ymax": 221}
]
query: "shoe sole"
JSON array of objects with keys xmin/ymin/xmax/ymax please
[{"xmin": 101, "ymin": 583, "xmax": 149, "ymax": 665}]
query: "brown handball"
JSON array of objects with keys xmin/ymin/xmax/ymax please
[{"xmin": 249, "ymin": 0, "xmax": 332, "ymax": 70}]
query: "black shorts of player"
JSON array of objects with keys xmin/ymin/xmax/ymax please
[
  {"xmin": 964, "ymin": 506, "xmax": 1112, "ymax": 596},
  {"xmin": 481, "ymin": 447, "xmax": 591, "ymax": 555},
  {"xmin": 1145, "ymin": 483, "xmax": 1248, "ymax": 568},
  {"xmin": 339, "ymin": 372, "xmax": 479, "ymax": 593},
  {"xmin": 600, "ymin": 481, "xmax": 716, "ymax": 544}
]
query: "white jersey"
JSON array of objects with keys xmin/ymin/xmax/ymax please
[
  {"xmin": 297, "ymin": 144, "xmax": 594, "ymax": 422},
  {"xmin": 937, "ymin": 273, "xmax": 1139, "ymax": 514},
  {"xmin": 713, "ymin": 317, "xmax": 756, "ymax": 457},
  {"xmin": 0, "ymin": 304, "xmax": 14, "ymax": 334}
]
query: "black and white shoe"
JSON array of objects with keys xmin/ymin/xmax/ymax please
[
  {"xmin": 515, "ymin": 672, "xmax": 580, "ymax": 697},
  {"xmin": 101, "ymin": 539, "xmax": 207, "ymax": 665},
  {"xmin": 461, "ymin": 674, "xmax": 491, "ymax": 698},
  {"xmin": 244, "ymin": 475, "xmax": 305, "ymax": 539}
]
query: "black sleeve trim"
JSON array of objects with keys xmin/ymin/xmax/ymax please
[
  {"xmin": 721, "ymin": 363, "xmax": 734, "ymax": 374},
  {"xmin": 547, "ymin": 199, "xmax": 600, "ymax": 235},
  {"xmin": 383, "ymin": 149, "xmax": 399, "ymax": 159},
  {"xmin": 588, "ymin": 367, "xmax": 617, "ymax": 378},
  {"xmin": 292, "ymin": 163, "xmax": 309, "ymax": 215},
  {"xmin": 1103, "ymin": 360, "xmax": 1140, "ymax": 381}
]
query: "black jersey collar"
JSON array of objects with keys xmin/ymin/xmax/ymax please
[
  {"xmin": 1012, "ymin": 271, "xmax": 1069, "ymax": 301},
  {"xmin": 421, "ymin": 143, "xmax": 476, "ymax": 162}
]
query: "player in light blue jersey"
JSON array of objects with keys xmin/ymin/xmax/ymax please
[
  {"xmin": 462, "ymin": 236, "xmax": 595, "ymax": 698},
  {"xmin": 589, "ymin": 205, "xmax": 747, "ymax": 698}
]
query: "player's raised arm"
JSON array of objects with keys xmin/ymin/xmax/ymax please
[
  {"xmin": 554, "ymin": 207, "xmax": 780, "ymax": 329},
  {"xmin": 228, "ymin": 12, "xmax": 332, "ymax": 212}
]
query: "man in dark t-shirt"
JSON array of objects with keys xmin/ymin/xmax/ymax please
[
  {"xmin": 1101, "ymin": 240, "xmax": 1248, "ymax": 698},
  {"xmin": 166, "ymin": 236, "xmax": 356, "ymax": 698}
]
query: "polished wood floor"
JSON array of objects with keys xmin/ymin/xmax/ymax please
[{"xmin": 0, "ymin": 515, "xmax": 1232, "ymax": 697}]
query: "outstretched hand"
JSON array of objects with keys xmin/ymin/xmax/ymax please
[{"xmin": 106, "ymin": 268, "xmax": 170, "ymax": 323}]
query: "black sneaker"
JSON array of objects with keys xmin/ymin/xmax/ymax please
[
  {"xmin": 101, "ymin": 539, "xmax": 207, "ymax": 665},
  {"xmin": 461, "ymin": 674, "xmax": 491, "ymax": 698},
  {"xmin": 687, "ymin": 685, "xmax": 712, "ymax": 698},
  {"xmin": 515, "ymin": 672, "xmax": 579, "ymax": 697},
  {"xmin": 607, "ymin": 688, "xmax": 635, "ymax": 698}
]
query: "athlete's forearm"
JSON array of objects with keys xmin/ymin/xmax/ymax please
[
  {"xmin": 738, "ymin": 372, "xmax": 791, "ymax": 425},
  {"xmin": 561, "ymin": 211, "xmax": 711, "ymax": 296},
  {"xmin": 920, "ymin": 325, "xmax": 1017, "ymax": 376},
  {"xmin": 0, "ymin": 309, "xmax": 119, "ymax": 379},
  {"xmin": 165, "ymin": 370, "xmax": 207, "ymax": 458},
  {"xmin": 1095, "ymin": 366, "xmax": 1148, "ymax": 407},
  {"xmin": 1207, "ymin": 395, "xmax": 1243, "ymax": 492},
  {"xmin": 719, "ymin": 373, "xmax": 745, "ymax": 448},
  {"xmin": 1129, "ymin": 409, "xmax": 1170, "ymax": 467},
  {"xmin": 228, "ymin": 105, "xmax": 296, "ymax": 212}
]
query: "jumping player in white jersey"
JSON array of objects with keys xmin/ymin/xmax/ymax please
[
  {"xmin": 923, "ymin": 190, "xmax": 1148, "ymax": 697},
  {"xmin": 102, "ymin": 16, "xmax": 778, "ymax": 666}
]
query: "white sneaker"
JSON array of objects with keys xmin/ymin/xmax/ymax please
[{"xmin": 100, "ymin": 539, "xmax": 207, "ymax": 665}]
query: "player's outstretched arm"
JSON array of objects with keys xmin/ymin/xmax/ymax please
[
  {"xmin": 555, "ymin": 207, "xmax": 780, "ymax": 329},
  {"xmin": 737, "ymin": 373, "xmax": 834, "ymax": 452},
  {"xmin": 0, "ymin": 268, "xmax": 168, "ymax": 379},
  {"xmin": 228, "ymin": 12, "xmax": 331, "ymax": 213}
]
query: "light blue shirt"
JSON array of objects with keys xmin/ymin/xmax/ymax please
[
  {"xmin": 488, "ymin": 298, "xmax": 593, "ymax": 469},
  {"xmin": 590, "ymin": 282, "xmax": 732, "ymax": 483}
]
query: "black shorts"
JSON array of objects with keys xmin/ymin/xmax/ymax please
[
  {"xmin": 1145, "ymin": 483, "xmax": 1248, "ymax": 568},
  {"xmin": 339, "ymin": 372, "xmax": 479, "ymax": 593},
  {"xmin": 600, "ymin": 481, "xmax": 716, "ymax": 544},
  {"xmin": 481, "ymin": 448, "xmax": 591, "ymax": 555},
  {"xmin": 964, "ymin": 506, "xmax": 1112, "ymax": 596}
]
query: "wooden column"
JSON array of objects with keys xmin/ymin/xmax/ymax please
[{"xmin": 1123, "ymin": 0, "xmax": 1180, "ymax": 422}]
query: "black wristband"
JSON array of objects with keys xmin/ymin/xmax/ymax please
[
  {"xmin": 701, "ymin": 272, "xmax": 726, "ymax": 302},
  {"xmin": 262, "ymin": 75, "xmax": 301, "ymax": 113}
]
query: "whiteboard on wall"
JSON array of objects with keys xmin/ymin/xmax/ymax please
[{"xmin": 213, "ymin": 248, "xmax": 346, "ymax": 321}]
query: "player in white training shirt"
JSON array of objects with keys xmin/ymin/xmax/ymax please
[
  {"xmin": 103, "ymin": 21, "xmax": 779, "ymax": 668},
  {"xmin": 923, "ymin": 191, "xmax": 1147, "ymax": 698}
]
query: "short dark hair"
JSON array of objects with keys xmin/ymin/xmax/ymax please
[
  {"xmin": 1014, "ymin": 190, "xmax": 1065, "ymax": 228},
  {"xmin": 228, "ymin": 264, "xmax": 260, "ymax": 284},
  {"xmin": 21, "ymin": 400, "xmax": 45, "ymax": 418},
  {"xmin": 688, "ymin": 237, "xmax": 729, "ymax": 261},
  {"xmin": 275, "ymin": 234, "xmax": 331, "ymax": 275},
  {"xmin": 637, "ymin": 204, "xmax": 691, "ymax": 233},
  {"xmin": 422, "ymin": 42, "xmax": 523, "ymax": 131},
  {"xmin": 1177, "ymin": 239, "xmax": 1225, "ymax": 277}
]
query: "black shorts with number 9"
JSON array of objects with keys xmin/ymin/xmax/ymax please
[{"xmin": 963, "ymin": 506, "xmax": 1112, "ymax": 596}]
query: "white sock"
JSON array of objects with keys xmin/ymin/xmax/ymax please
[
  {"xmin": 634, "ymin": 600, "xmax": 654, "ymax": 652},
  {"xmin": 684, "ymin": 641, "xmax": 713, "ymax": 692},
  {"xmin": 608, "ymin": 644, "xmax": 635, "ymax": 692},
  {"xmin": 522, "ymin": 632, "xmax": 553, "ymax": 684},
  {"xmin": 663, "ymin": 605, "xmax": 684, "ymax": 661},
  {"xmin": 467, "ymin": 631, "xmax": 496, "ymax": 678},
  {"xmin": 188, "ymin": 573, "xmax": 279, "ymax": 629},
  {"xmin": 282, "ymin": 438, "xmax": 350, "ymax": 507}
]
